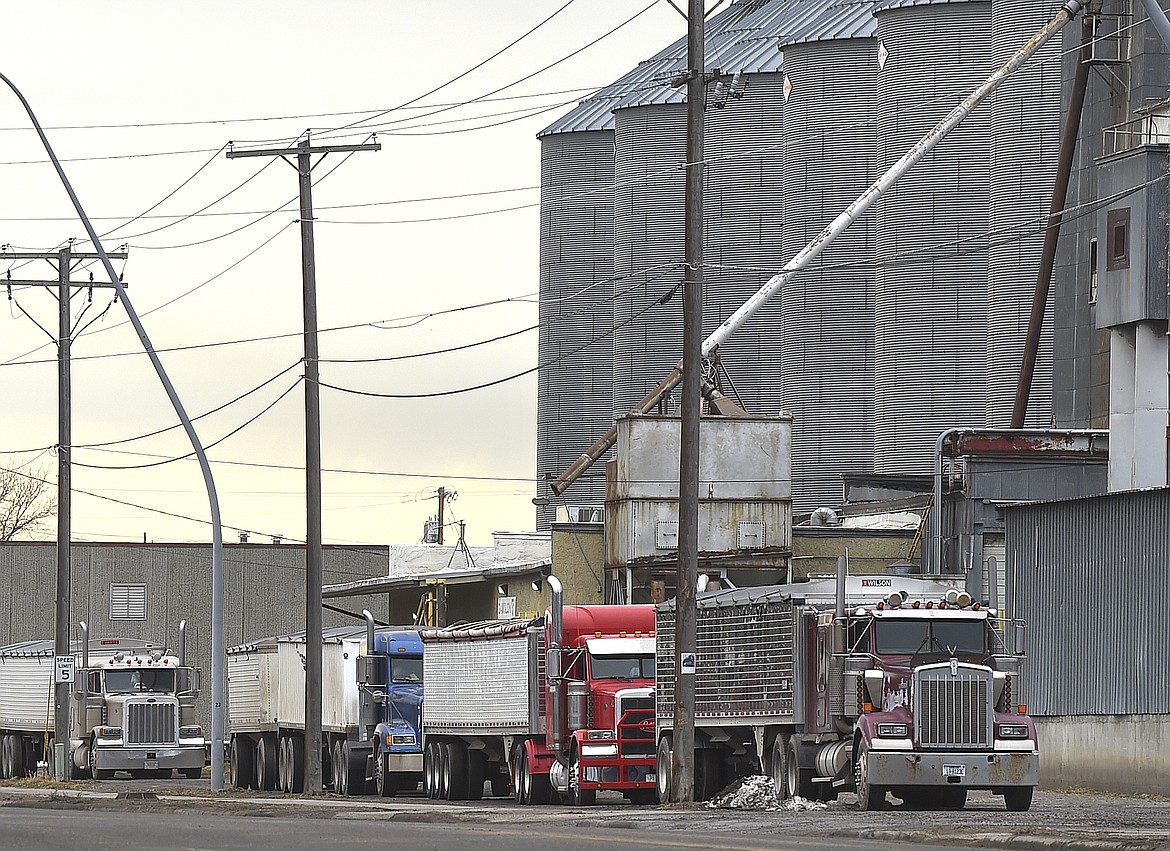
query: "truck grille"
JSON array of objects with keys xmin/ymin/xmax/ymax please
[
  {"xmin": 913, "ymin": 664, "xmax": 993, "ymax": 749},
  {"xmin": 616, "ymin": 694, "xmax": 655, "ymax": 756},
  {"xmin": 125, "ymin": 701, "xmax": 177, "ymax": 746}
]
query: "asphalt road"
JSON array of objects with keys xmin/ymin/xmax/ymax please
[{"xmin": 1, "ymin": 778, "xmax": 1167, "ymax": 851}]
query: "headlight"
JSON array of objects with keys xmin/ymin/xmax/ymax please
[
  {"xmin": 580, "ymin": 743, "xmax": 619, "ymax": 757},
  {"xmin": 179, "ymin": 725, "xmax": 203, "ymax": 739},
  {"xmin": 585, "ymin": 730, "xmax": 616, "ymax": 741},
  {"xmin": 96, "ymin": 726, "xmax": 122, "ymax": 739},
  {"xmin": 876, "ymin": 723, "xmax": 908, "ymax": 738},
  {"xmin": 390, "ymin": 734, "xmax": 417, "ymax": 746},
  {"xmin": 997, "ymin": 724, "xmax": 1029, "ymax": 739}
]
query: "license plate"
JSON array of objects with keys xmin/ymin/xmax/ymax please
[
  {"xmin": 942, "ymin": 764, "xmax": 966, "ymax": 778},
  {"xmin": 144, "ymin": 759, "xmax": 159, "ymax": 770},
  {"xmin": 646, "ymin": 774, "xmax": 656, "ymax": 783}
]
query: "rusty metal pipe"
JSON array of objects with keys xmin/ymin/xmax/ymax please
[{"xmin": 1011, "ymin": 18, "xmax": 1092, "ymax": 427}]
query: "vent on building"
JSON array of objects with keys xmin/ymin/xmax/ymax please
[
  {"xmin": 656, "ymin": 521, "xmax": 679, "ymax": 550},
  {"xmin": 110, "ymin": 583, "xmax": 147, "ymax": 621},
  {"xmin": 737, "ymin": 521, "xmax": 766, "ymax": 548}
]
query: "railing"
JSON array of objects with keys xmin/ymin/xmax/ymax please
[{"xmin": 1102, "ymin": 112, "xmax": 1170, "ymax": 157}]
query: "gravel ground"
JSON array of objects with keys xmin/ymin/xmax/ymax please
[{"xmin": 3, "ymin": 774, "xmax": 1168, "ymax": 850}]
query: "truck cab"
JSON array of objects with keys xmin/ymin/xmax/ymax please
[
  {"xmin": 838, "ymin": 589, "xmax": 1037, "ymax": 811},
  {"xmin": 367, "ymin": 629, "xmax": 424, "ymax": 796}
]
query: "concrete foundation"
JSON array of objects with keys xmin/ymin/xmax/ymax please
[{"xmin": 1035, "ymin": 715, "xmax": 1170, "ymax": 794}]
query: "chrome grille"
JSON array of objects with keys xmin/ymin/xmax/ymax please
[
  {"xmin": 913, "ymin": 664, "xmax": 993, "ymax": 749},
  {"xmin": 125, "ymin": 701, "xmax": 177, "ymax": 746}
]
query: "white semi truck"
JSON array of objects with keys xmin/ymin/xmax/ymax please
[{"xmin": 0, "ymin": 623, "xmax": 205, "ymax": 780}]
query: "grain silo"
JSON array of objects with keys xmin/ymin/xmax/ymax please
[
  {"xmin": 536, "ymin": 56, "xmax": 674, "ymax": 529},
  {"xmin": 872, "ymin": 0, "xmax": 993, "ymax": 474},
  {"xmin": 986, "ymin": 0, "xmax": 1065, "ymax": 426},
  {"xmin": 778, "ymin": 0, "xmax": 879, "ymax": 511}
]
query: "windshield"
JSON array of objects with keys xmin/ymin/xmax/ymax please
[
  {"xmin": 591, "ymin": 654, "xmax": 655, "ymax": 680},
  {"xmin": 104, "ymin": 668, "xmax": 176, "ymax": 694},
  {"xmin": 389, "ymin": 656, "xmax": 422, "ymax": 684},
  {"xmin": 873, "ymin": 619, "xmax": 985, "ymax": 656}
]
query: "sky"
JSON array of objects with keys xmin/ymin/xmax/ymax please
[{"xmin": 0, "ymin": 1, "xmax": 683, "ymax": 547}]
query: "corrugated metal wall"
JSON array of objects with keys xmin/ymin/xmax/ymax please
[
  {"xmin": 1005, "ymin": 488, "xmax": 1170, "ymax": 715},
  {"xmin": 873, "ymin": 0, "xmax": 992, "ymax": 473},
  {"xmin": 780, "ymin": 35, "xmax": 877, "ymax": 511},
  {"xmin": 537, "ymin": 129, "xmax": 617, "ymax": 529},
  {"xmin": 0, "ymin": 543, "xmax": 391, "ymax": 735}
]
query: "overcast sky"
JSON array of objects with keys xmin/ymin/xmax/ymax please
[{"xmin": 0, "ymin": 1, "xmax": 682, "ymax": 546}]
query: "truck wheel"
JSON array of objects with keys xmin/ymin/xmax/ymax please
[
  {"xmin": 424, "ymin": 742, "xmax": 438, "ymax": 799},
  {"xmin": 769, "ymin": 737, "xmax": 788, "ymax": 799},
  {"xmin": 656, "ymin": 734, "xmax": 673, "ymax": 804},
  {"xmin": 89, "ymin": 741, "xmax": 114, "ymax": 781},
  {"xmin": 230, "ymin": 737, "xmax": 254, "ymax": 789},
  {"xmin": 256, "ymin": 735, "xmax": 278, "ymax": 791},
  {"xmin": 277, "ymin": 736, "xmax": 291, "ymax": 793},
  {"xmin": 290, "ymin": 735, "xmax": 305, "ymax": 793},
  {"xmin": 444, "ymin": 741, "xmax": 470, "ymax": 800},
  {"xmin": 466, "ymin": 750, "xmax": 485, "ymax": 801},
  {"xmin": 853, "ymin": 740, "xmax": 886, "ymax": 811},
  {"xmin": 568, "ymin": 746, "xmax": 596, "ymax": 806},
  {"xmin": 1004, "ymin": 786, "xmax": 1033, "ymax": 812},
  {"xmin": 1, "ymin": 734, "xmax": 13, "ymax": 779},
  {"xmin": 375, "ymin": 751, "xmax": 398, "ymax": 798},
  {"xmin": 512, "ymin": 744, "xmax": 529, "ymax": 804},
  {"xmin": 343, "ymin": 740, "xmax": 367, "ymax": 796},
  {"xmin": 787, "ymin": 737, "xmax": 817, "ymax": 800}
]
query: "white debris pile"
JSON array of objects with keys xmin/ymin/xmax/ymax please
[{"xmin": 705, "ymin": 776, "xmax": 829, "ymax": 811}]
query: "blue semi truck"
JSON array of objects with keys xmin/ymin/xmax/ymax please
[{"xmin": 225, "ymin": 615, "xmax": 424, "ymax": 795}]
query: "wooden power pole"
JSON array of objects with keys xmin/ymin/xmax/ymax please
[
  {"xmin": 227, "ymin": 137, "xmax": 379, "ymax": 794},
  {"xmin": 2, "ymin": 246, "xmax": 127, "ymax": 778}
]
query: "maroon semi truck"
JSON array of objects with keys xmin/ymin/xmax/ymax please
[{"xmin": 654, "ymin": 572, "xmax": 1037, "ymax": 810}]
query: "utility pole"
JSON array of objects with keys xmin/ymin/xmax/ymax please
[
  {"xmin": 674, "ymin": 0, "xmax": 705, "ymax": 804},
  {"xmin": 436, "ymin": 486, "xmax": 446, "ymax": 545},
  {"xmin": 227, "ymin": 137, "xmax": 379, "ymax": 794},
  {"xmin": 2, "ymin": 246, "xmax": 127, "ymax": 779}
]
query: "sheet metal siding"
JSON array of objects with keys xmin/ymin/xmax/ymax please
[
  {"xmin": 537, "ymin": 130, "xmax": 616, "ymax": 528},
  {"xmin": 986, "ymin": 0, "xmax": 1063, "ymax": 426},
  {"xmin": 657, "ymin": 598, "xmax": 795, "ymax": 726},
  {"xmin": 780, "ymin": 37, "xmax": 877, "ymax": 512},
  {"xmin": 873, "ymin": 0, "xmax": 993, "ymax": 474},
  {"xmin": 423, "ymin": 632, "xmax": 533, "ymax": 734},
  {"xmin": 225, "ymin": 653, "xmax": 263, "ymax": 726},
  {"xmin": 0, "ymin": 656, "xmax": 52, "ymax": 730},
  {"xmin": 1005, "ymin": 489, "xmax": 1170, "ymax": 715},
  {"xmin": 612, "ymin": 102, "xmax": 688, "ymax": 414}
]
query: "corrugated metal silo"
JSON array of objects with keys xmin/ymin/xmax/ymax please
[
  {"xmin": 986, "ymin": 0, "xmax": 1064, "ymax": 426},
  {"xmin": 872, "ymin": 0, "xmax": 993, "ymax": 474},
  {"xmin": 778, "ymin": 1, "xmax": 878, "ymax": 512}
]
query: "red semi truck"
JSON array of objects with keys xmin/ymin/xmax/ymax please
[{"xmin": 419, "ymin": 576, "xmax": 657, "ymax": 805}]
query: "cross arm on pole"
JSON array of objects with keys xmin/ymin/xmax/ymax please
[
  {"xmin": 1, "ymin": 252, "xmax": 128, "ymax": 261},
  {"xmin": 226, "ymin": 143, "xmax": 381, "ymax": 158}
]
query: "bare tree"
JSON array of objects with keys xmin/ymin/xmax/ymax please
[{"xmin": 0, "ymin": 465, "xmax": 57, "ymax": 541}]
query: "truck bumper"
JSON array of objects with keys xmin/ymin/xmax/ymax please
[
  {"xmin": 93, "ymin": 744, "xmax": 206, "ymax": 772},
  {"xmin": 383, "ymin": 752, "xmax": 423, "ymax": 773},
  {"xmin": 866, "ymin": 750, "xmax": 1039, "ymax": 789},
  {"xmin": 578, "ymin": 755, "xmax": 657, "ymax": 791}
]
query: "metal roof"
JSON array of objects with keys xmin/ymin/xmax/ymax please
[
  {"xmin": 542, "ymin": 0, "xmax": 876, "ymax": 138},
  {"xmin": 321, "ymin": 558, "xmax": 551, "ymax": 599}
]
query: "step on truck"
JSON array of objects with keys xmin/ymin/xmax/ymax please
[
  {"xmin": 654, "ymin": 570, "xmax": 1037, "ymax": 811},
  {"xmin": 0, "ymin": 621, "xmax": 205, "ymax": 780},
  {"xmin": 226, "ymin": 617, "xmax": 423, "ymax": 795},
  {"xmin": 419, "ymin": 576, "xmax": 658, "ymax": 805}
]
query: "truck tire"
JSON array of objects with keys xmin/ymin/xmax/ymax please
[
  {"xmin": 333, "ymin": 740, "xmax": 347, "ymax": 795},
  {"xmin": 444, "ymin": 741, "xmax": 470, "ymax": 800},
  {"xmin": 230, "ymin": 737, "xmax": 255, "ymax": 789},
  {"xmin": 1004, "ymin": 786, "xmax": 1033, "ymax": 812},
  {"xmin": 695, "ymin": 748, "xmax": 726, "ymax": 802},
  {"xmin": 568, "ymin": 745, "xmax": 596, "ymax": 806},
  {"xmin": 656, "ymin": 734, "xmax": 673, "ymax": 804},
  {"xmin": 343, "ymin": 740, "xmax": 367, "ymax": 796},
  {"xmin": 786, "ymin": 737, "xmax": 817, "ymax": 800},
  {"xmin": 89, "ymin": 740, "xmax": 114, "ymax": 781},
  {"xmin": 853, "ymin": 740, "xmax": 886, "ymax": 811},
  {"xmin": 278, "ymin": 736, "xmax": 291, "ymax": 793},
  {"xmin": 256, "ymin": 735, "xmax": 278, "ymax": 791},
  {"xmin": 1, "ymin": 734, "xmax": 13, "ymax": 779},
  {"xmin": 512, "ymin": 744, "xmax": 528, "ymax": 804},
  {"xmin": 466, "ymin": 749, "xmax": 486, "ymax": 801},
  {"xmin": 769, "ymin": 737, "xmax": 788, "ymax": 799},
  {"xmin": 375, "ymin": 751, "xmax": 397, "ymax": 798},
  {"xmin": 424, "ymin": 742, "xmax": 439, "ymax": 799},
  {"xmin": 290, "ymin": 735, "xmax": 305, "ymax": 793}
]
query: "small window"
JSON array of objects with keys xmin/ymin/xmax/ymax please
[
  {"xmin": 1107, "ymin": 208, "xmax": 1130, "ymax": 271},
  {"xmin": 1088, "ymin": 237, "xmax": 1098, "ymax": 304},
  {"xmin": 109, "ymin": 583, "xmax": 147, "ymax": 621}
]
